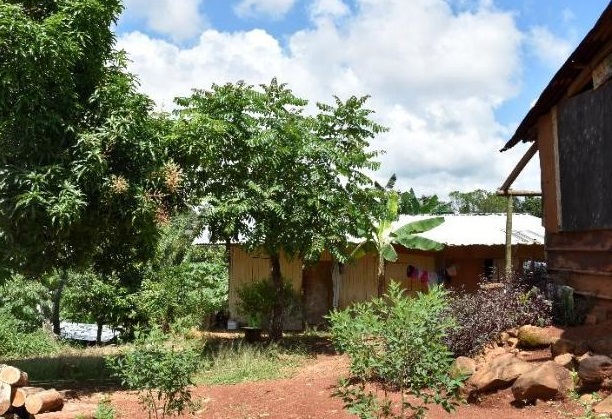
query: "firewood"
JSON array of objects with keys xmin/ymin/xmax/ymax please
[
  {"xmin": 0, "ymin": 366, "xmax": 29, "ymax": 387},
  {"xmin": 0, "ymin": 383, "xmax": 11, "ymax": 415},
  {"xmin": 33, "ymin": 411, "xmax": 94, "ymax": 419},
  {"xmin": 12, "ymin": 387, "xmax": 45, "ymax": 408},
  {"xmin": 24, "ymin": 389, "xmax": 63, "ymax": 415}
]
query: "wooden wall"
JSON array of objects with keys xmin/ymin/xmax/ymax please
[{"xmin": 228, "ymin": 246, "xmax": 303, "ymax": 323}]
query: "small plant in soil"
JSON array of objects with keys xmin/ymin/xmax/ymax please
[
  {"xmin": 106, "ymin": 328, "xmax": 200, "ymax": 419},
  {"xmin": 328, "ymin": 282, "xmax": 464, "ymax": 419}
]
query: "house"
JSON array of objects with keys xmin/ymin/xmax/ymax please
[
  {"xmin": 499, "ymin": 3, "xmax": 612, "ymax": 321},
  {"xmin": 196, "ymin": 214, "xmax": 545, "ymax": 327}
]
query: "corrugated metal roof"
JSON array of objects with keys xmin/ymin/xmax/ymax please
[
  {"xmin": 394, "ymin": 214, "xmax": 544, "ymax": 247},
  {"xmin": 194, "ymin": 213, "xmax": 545, "ymax": 247},
  {"xmin": 501, "ymin": 2, "xmax": 612, "ymax": 151}
]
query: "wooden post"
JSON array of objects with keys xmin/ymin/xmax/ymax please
[{"xmin": 505, "ymin": 195, "xmax": 513, "ymax": 280}]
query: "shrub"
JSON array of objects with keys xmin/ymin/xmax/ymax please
[
  {"xmin": 0, "ymin": 311, "xmax": 61, "ymax": 358},
  {"xmin": 446, "ymin": 280, "xmax": 552, "ymax": 357},
  {"xmin": 236, "ymin": 278, "xmax": 300, "ymax": 328},
  {"xmin": 328, "ymin": 282, "xmax": 463, "ymax": 419},
  {"xmin": 106, "ymin": 328, "xmax": 200, "ymax": 419}
]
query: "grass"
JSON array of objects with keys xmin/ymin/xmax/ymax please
[
  {"xmin": 194, "ymin": 334, "xmax": 312, "ymax": 385},
  {"xmin": 4, "ymin": 329, "xmax": 334, "ymax": 389}
]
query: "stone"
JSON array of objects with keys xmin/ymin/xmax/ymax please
[
  {"xmin": 512, "ymin": 361, "xmax": 573, "ymax": 401},
  {"xmin": 517, "ymin": 325, "xmax": 555, "ymax": 348},
  {"xmin": 507, "ymin": 337, "xmax": 519, "ymax": 349},
  {"xmin": 578, "ymin": 355, "xmax": 612, "ymax": 385},
  {"xmin": 451, "ymin": 356, "xmax": 476, "ymax": 379},
  {"xmin": 554, "ymin": 353, "xmax": 575, "ymax": 370},
  {"xmin": 484, "ymin": 347, "xmax": 507, "ymax": 363},
  {"xmin": 585, "ymin": 314, "xmax": 598, "ymax": 325},
  {"xmin": 588, "ymin": 338, "xmax": 612, "ymax": 357},
  {"xmin": 593, "ymin": 394, "xmax": 612, "ymax": 415},
  {"xmin": 467, "ymin": 353, "xmax": 534, "ymax": 394},
  {"xmin": 579, "ymin": 393, "xmax": 597, "ymax": 405},
  {"xmin": 499, "ymin": 332, "xmax": 511, "ymax": 344},
  {"xmin": 551, "ymin": 338, "xmax": 576, "ymax": 357}
]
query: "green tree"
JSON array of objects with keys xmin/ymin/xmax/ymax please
[
  {"xmin": 0, "ymin": 1, "xmax": 184, "ymax": 332},
  {"xmin": 62, "ymin": 270, "xmax": 131, "ymax": 344},
  {"xmin": 138, "ymin": 212, "xmax": 228, "ymax": 332},
  {"xmin": 352, "ymin": 176, "xmax": 445, "ymax": 297},
  {"xmin": 449, "ymin": 189, "xmax": 514, "ymax": 214},
  {"xmin": 173, "ymin": 80, "xmax": 384, "ymax": 340},
  {"xmin": 399, "ymin": 188, "xmax": 451, "ymax": 215}
]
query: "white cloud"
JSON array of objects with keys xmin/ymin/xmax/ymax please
[
  {"xmin": 118, "ymin": 0, "xmax": 537, "ymax": 197},
  {"xmin": 234, "ymin": 0, "xmax": 299, "ymax": 20},
  {"xmin": 120, "ymin": 0, "xmax": 206, "ymax": 41},
  {"xmin": 526, "ymin": 26, "xmax": 573, "ymax": 69}
]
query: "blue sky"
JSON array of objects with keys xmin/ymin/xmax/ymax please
[{"xmin": 114, "ymin": 0, "xmax": 611, "ymax": 196}]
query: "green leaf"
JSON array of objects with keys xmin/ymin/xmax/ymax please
[
  {"xmin": 380, "ymin": 243, "xmax": 397, "ymax": 262},
  {"xmin": 394, "ymin": 216, "xmax": 444, "ymax": 236},
  {"xmin": 395, "ymin": 235, "xmax": 444, "ymax": 251}
]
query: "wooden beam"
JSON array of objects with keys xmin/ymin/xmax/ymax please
[
  {"xmin": 505, "ymin": 195, "xmax": 513, "ymax": 280},
  {"xmin": 498, "ymin": 141, "xmax": 539, "ymax": 192},
  {"xmin": 496, "ymin": 189, "xmax": 542, "ymax": 197}
]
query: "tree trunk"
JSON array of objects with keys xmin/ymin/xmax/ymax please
[
  {"xmin": 12, "ymin": 387, "xmax": 45, "ymax": 408},
  {"xmin": 269, "ymin": 253, "xmax": 284, "ymax": 341},
  {"xmin": 0, "ymin": 383, "xmax": 11, "ymax": 415},
  {"xmin": 52, "ymin": 269, "xmax": 68, "ymax": 335},
  {"xmin": 377, "ymin": 257, "xmax": 386, "ymax": 297},
  {"xmin": 24, "ymin": 389, "xmax": 64, "ymax": 414},
  {"xmin": 96, "ymin": 321, "xmax": 103, "ymax": 345},
  {"xmin": 0, "ymin": 365, "xmax": 29, "ymax": 386}
]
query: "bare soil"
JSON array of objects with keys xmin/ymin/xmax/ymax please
[{"xmin": 63, "ymin": 322, "xmax": 612, "ymax": 419}]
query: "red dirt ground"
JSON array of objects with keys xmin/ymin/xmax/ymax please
[{"xmin": 64, "ymin": 322, "xmax": 612, "ymax": 419}]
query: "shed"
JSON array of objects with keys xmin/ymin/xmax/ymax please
[
  {"xmin": 499, "ymin": 3, "xmax": 612, "ymax": 321},
  {"xmin": 198, "ymin": 214, "xmax": 544, "ymax": 328}
]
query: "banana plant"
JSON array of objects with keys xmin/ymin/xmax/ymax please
[{"xmin": 352, "ymin": 177, "xmax": 445, "ymax": 297}]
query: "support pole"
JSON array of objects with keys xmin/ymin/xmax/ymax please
[{"xmin": 505, "ymin": 195, "xmax": 513, "ymax": 280}]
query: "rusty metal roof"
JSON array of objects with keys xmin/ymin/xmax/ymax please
[{"xmin": 501, "ymin": 2, "xmax": 612, "ymax": 152}]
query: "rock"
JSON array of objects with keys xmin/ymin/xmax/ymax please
[
  {"xmin": 499, "ymin": 332, "xmax": 511, "ymax": 344},
  {"xmin": 594, "ymin": 394, "xmax": 612, "ymax": 415},
  {"xmin": 585, "ymin": 314, "xmax": 598, "ymax": 325},
  {"xmin": 507, "ymin": 328, "xmax": 518, "ymax": 338},
  {"xmin": 518, "ymin": 325, "xmax": 555, "ymax": 348},
  {"xmin": 579, "ymin": 393, "xmax": 597, "ymax": 405},
  {"xmin": 554, "ymin": 353, "xmax": 575, "ymax": 370},
  {"xmin": 451, "ymin": 357, "xmax": 476, "ymax": 378},
  {"xmin": 484, "ymin": 347, "xmax": 507, "ymax": 363},
  {"xmin": 588, "ymin": 338, "xmax": 612, "ymax": 357},
  {"xmin": 512, "ymin": 361, "xmax": 573, "ymax": 401},
  {"xmin": 507, "ymin": 337, "xmax": 519, "ymax": 349},
  {"xmin": 467, "ymin": 353, "xmax": 533, "ymax": 394},
  {"xmin": 551, "ymin": 338, "xmax": 576, "ymax": 357},
  {"xmin": 578, "ymin": 355, "xmax": 612, "ymax": 385}
]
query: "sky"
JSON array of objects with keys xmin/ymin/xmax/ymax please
[{"xmin": 114, "ymin": 0, "xmax": 611, "ymax": 198}]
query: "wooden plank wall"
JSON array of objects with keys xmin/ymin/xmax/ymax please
[{"xmin": 228, "ymin": 246, "xmax": 303, "ymax": 321}]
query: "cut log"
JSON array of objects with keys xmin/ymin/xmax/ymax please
[
  {"xmin": 0, "ymin": 366, "xmax": 29, "ymax": 387},
  {"xmin": 24, "ymin": 389, "xmax": 63, "ymax": 415},
  {"xmin": 33, "ymin": 403, "xmax": 97, "ymax": 419},
  {"xmin": 12, "ymin": 387, "xmax": 45, "ymax": 408},
  {"xmin": 0, "ymin": 383, "xmax": 11, "ymax": 415}
]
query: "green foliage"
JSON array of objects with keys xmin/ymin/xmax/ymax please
[
  {"xmin": 93, "ymin": 397, "xmax": 115, "ymax": 419},
  {"xmin": 196, "ymin": 340, "xmax": 306, "ymax": 385},
  {"xmin": 352, "ymin": 180, "xmax": 444, "ymax": 296},
  {"xmin": 399, "ymin": 189, "xmax": 451, "ymax": 215},
  {"xmin": 448, "ymin": 189, "xmax": 542, "ymax": 216},
  {"xmin": 0, "ymin": 311, "xmax": 61, "ymax": 358},
  {"xmin": 328, "ymin": 282, "xmax": 463, "ymax": 418},
  {"xmin": 62, "ymin": 270, "xmax": 132, "ymax": 336},
  {"xmin": 0, "ymin": 0, "xmax": 184, "ymax": 279},
  {"xmin": 0, "ymin": 273, "xmax": 52, "ymax": 332},
  {"xmin": 236, "ymin": 278, "xmax": 300, "ymax": 328},
  {"xmin": 138, "ymin": 213, "xmax": 228, "ymax": 331},
  {"xmin": 446, "ymin": 281, "xmax": 552, "ymax": 356},
  {"xmin": 173, "ymin": 79, "xmax": 385, "ymax": 340},
  {"xmin": 107, "ymin": 328, "xmax": 200, "ymax": 419}
]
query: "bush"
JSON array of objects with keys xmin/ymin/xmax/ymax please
[
  {"xmin": 328, "ymin": 282, "xmax": 463, "ymax": 419},
  {"xmin": 0, "ymin": 311, "xmax": 61, "ymax": 359},
  {"xmin": 446, "ymin": 280, "xmax": 552, "ymax": 357},
  {"xmin": 0, "ymin": 273, "xmax": 52, "ymax": 332},
  {"xmin": 236, "ymin": 278, "xmax": 300, "ymax": 328},
  {"xmin": 107, "ymin": 328, "xmax": 200, "ymax": 418}
]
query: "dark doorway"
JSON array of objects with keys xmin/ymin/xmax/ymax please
[{"xmin": 302, "ymin": 261, "xmax": 333, "ymax": 326}]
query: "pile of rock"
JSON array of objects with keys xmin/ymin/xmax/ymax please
[{"xmin": 454, "ymin": 325, "xmax": 612, "ymax": 415}]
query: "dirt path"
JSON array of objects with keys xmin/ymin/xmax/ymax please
[{"xmin": 69, "ymin": 351, "xmax": 584, "ymax": 419}]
